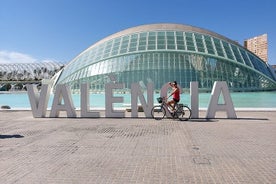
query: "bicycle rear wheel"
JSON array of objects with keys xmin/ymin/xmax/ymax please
[
  {"xmin": 151, "ymin": 105, "xmax": 166, "ymax": 120},
  {"xmin": 178, "ymin": 105, "xmax": 192, "ymax": 121}
]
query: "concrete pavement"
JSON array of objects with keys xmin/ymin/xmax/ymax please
[{"xmin": 0, "ymin": 110, "xmax": 276, "ymax": 183}]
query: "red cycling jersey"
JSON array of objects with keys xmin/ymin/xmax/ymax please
[{"xmin": 173, "ymin": 89, "xmax": 180, "ymax": 101}]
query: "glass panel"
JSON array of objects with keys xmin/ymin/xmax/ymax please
[
  {"xmin": 95, "ymin": 43, "xmax": 105, "ymax": 61},
  {"xmin": 138, "ymin": 32, "xmax": 147, "ymax": 51},
  {"xmin": 248, "ymin": 54, "xmax": 272, "ymax": 79},
  {"xmin": 129, "ymin": 34, "xmax": 138, "ymax": 52},
  {"xmin": 176, "ymin": 31, "xmax": 185, "ymax": 50},
  {"xmin": 103, "ymin": 40, "xmax": 113, "ymax": 58},
  {"xmin": 239, "ymin": 48, "xmax": 252, "ymax": 67},
  {"xmin": 147, "ymin": 32, "xmax": 156, "ymax": 50},
  {"xmin": 88, "ymin": 48, "xmax": 96, "ymax": 64},
  {"xmin": 185, "ymin": 32, "xmax": 195, "ymax": 51},
  {"xmin": 213, "ymin": 38, "xmax": 224, "ymax": 57},
  {"xmin": 194, "ymin": 33, "xmax": 205, "ymax": 53},
  {"xmin": 231, "ymin": 44, "xmax": 243, "ymax": 63},
  {"xmin": 111, "ymin": 37, "xmax": 121, "ymax": 56},
  {"xmin": 222, "ymin": 41, "xmax": 234, "ymax": 60},
  {"xmin": 157, "ymin": 31, "xmax": 165, "ymax": 49},
  {"xmin": 204, "ymin": 36, "xmax": 215, "ymax": 55},
  {"xmin": 120, "ymin": 36, "xmax": 129, "ymax": 54},
  {"xmin": 248, "ymin": 53, "xmax": 261, "ymax": 72},
  {"xmin": 166, "ymin": 31, "xmax": 175, "ymax": 50}
]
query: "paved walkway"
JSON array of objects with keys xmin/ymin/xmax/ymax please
[{"xmin": 0, "ymin": 110, "xmax": 275, "ymax": 183}]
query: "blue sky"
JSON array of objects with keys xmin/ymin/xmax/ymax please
[{"xmin": 0, "ymin": 0, "xmax": 276, "ymax": 65}]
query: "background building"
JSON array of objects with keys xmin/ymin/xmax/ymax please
[
  {"xmin": 244, "ymin": 34, "xmax": 268, "ymax": 62},
  {"xmin": 52, "ymin": 24, "xmax": 276, "ymax": 93}
]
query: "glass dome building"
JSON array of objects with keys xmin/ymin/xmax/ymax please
[{"xmin": 53, "ymin": 23, "xmax": 276, "ymax": 92}]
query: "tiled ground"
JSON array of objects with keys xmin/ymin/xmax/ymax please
[{"xmin": 0, "ymin": 111, "xmax": 275, "ymax": 183}]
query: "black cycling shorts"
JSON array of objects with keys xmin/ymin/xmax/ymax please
[{"xmin": 173, "ymin": 98, "xmax": 180, "ymax": 103}]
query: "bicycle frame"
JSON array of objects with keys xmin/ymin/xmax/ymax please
[
  {"xmin": 152, "ymin": 97, "xmax": 192, "ymax": 120},
  {"xmin": 158, "ymin": 97, "xmax": 176, "ymax": 118}
]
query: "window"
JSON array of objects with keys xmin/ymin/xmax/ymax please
[
  {"xmin": 138, "ymin": 32, "xmax": 147, "ymax": 51},
  {"xmin": 111, "ymin": 38, "xmax": 121, "ymax": 56},
  {"xmin": 231, "ymin": 44, "xmax": 243, "ymax": 63},
  {"xmin": 222, "ymin": 41, "xmax": 234, "ymax": 60},
  {"xmin": 166, "ymin": 31, "xmax": 175, "ymax": 50},
  {"xmin": 194, "ymin": 33, "xmax": 205, "ymax": 53},
  {"xmin": 176, "ymin": 32, "xmax": 185, "ymax": 50},
  {"xmin": 103, "ymin": 40, "xmax": 113, "ymax": 58},
  {"xmin": 129, "ymin": 34, "xmax": 138, "ymax": 52},
  {"xmin": 157, "ymin": 31, "xmax": 165, "ymax": 49},
  {"xmin": 185, "ymin": 32, "xmax": 195, "ymax": 51},
  {"xmin": 204, "ymin": 36, "xmax": 215, "ymax": 54},
  {"xmin": 148, "ymin": 32, "xmax": 156, "ymax": 50},
  {"xmin": 239, "ymin": 48, "xmax": 252, "ymax": 66},
  {"xmin": 213, "ymin": 38, "xmax": 224, "ymax": 57},
  {"xmin": 120, "ymin": 36, "xmax": 129, "ymax": 54}
]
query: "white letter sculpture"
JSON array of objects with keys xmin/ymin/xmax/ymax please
[
  {"xmin": 27, "ymin": 84, "xmax": 51, "ymax": 118},
  {"xmin": 206, "ymin": 81, "xmax": 237, "ymax": 119},
  {"xmin": 190, "ymin": 81, "xmax": 199, "ymax": 119},
  {"xmin": 50, "ymin": 84, "xmax": 77, "ymax": 118},
  {"xmin": 80, "ymin": 83, "xmax": 100, "ymax": 118},
  {"xmin": 105, "ymin": 83, "xmax": 125, "ymax": 118},
  {"xmin": 131, "ymin": 83, "xmax": 154, "ymax": 118}
]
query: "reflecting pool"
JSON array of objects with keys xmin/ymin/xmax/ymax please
[{"xmin": 0, "ymin": 91, "xmax": 275, "ymax": 109}]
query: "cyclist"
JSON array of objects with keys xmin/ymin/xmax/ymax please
[{"xmin": 166, "ymin": 81, "xmax": 180, "ymax": 112}]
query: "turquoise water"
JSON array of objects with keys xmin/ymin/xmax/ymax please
[{"xmin": 0, "ymin": 91, "xmax": 275, "ymax": 109}]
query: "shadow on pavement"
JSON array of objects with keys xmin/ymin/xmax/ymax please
[
  {"xmin": 0, "ymin": 134, "xmax": 24, "ymax": 139},
  {"xmin": 187, "ymin": 117, "xmax": 269, "ymax": 122},
  {"xmin": 188, "ymin": 119, "xmax": 219, "ymax": 122}
]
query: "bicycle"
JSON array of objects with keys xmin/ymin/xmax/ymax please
[{"xmin": 151, "ymin": 97, "xmax": 192, "ymax": 121}]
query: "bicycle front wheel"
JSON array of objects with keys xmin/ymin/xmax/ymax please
[
  {"xmin": 151, "ymin": 105, "xmax": 166, "ymax": 120},
  {"xmin": 178, "ymin": 105, "xmax": 192, "ymax": 121}
]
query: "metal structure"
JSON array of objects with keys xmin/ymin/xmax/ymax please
[{"xmin": 0, "ymin": 62, "xmax": 64, "ymax": 91}]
